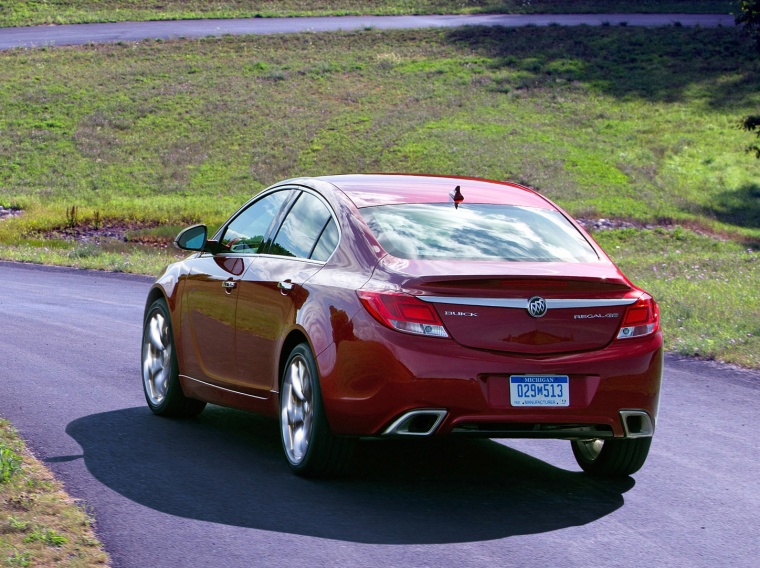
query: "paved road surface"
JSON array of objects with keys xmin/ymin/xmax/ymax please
[
  {"xmin": 0, "ymin": 13, "xmax": 736, "ymax": 50},
  {"xmin": 0, "ymin": 261, "xmax": 758, "ymax": 567}
]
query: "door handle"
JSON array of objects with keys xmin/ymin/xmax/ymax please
[
  {"xmin": 222, "ymin": 281, "xmax": 237, "ymax": 290},
  {"xmin": 278, "ymin": 280, "xmax": 294, "ymax": 293}
]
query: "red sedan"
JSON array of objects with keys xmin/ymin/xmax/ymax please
[{"xmin": 142, "ymin": 174, "xmax": 662, "ymax": 477}]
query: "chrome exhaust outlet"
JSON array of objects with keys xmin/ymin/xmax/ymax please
[
  {"xmin": 383, "ymin": 409, "xmax": 448, "ymax": 436},
  {"xmin": 620, "ymin": 410, "xmax": 655, "ymax": 438}
]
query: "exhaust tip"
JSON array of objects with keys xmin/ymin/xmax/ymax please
[
  {"xmin": 383, "ymin": 409, "xmax": 447, "ymax": 436},
  {"xmin": 620, "ymin": 410, "xmax": 654, "ymax": 438}
]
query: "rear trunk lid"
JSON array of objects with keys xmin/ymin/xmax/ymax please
[{"xmin": 380, "ymin": 258, "xmax": 638, "ymax": 355}]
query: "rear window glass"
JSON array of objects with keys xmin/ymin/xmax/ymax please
[{"xmin": 359, "ymin": 203, "xmax": 598, "ymax": 262}]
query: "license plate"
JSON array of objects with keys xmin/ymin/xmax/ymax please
[{"xmin": 509, "ymin": 375, "xmax": 569, "ymax": 407}]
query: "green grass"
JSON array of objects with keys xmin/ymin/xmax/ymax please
[
  {"xmin": 0, "ymin": 25, "xmax": 759, "ymax": 368},
  {"xmin": 596, "ymin": 229, "xmax": 759, "ymax": 368},
  {"xmin": 0, "ymin": 1, "xmax": 740, "ymax": 27},
  {"xmin": 0, "ymin": 419, "xmax": 110, "ymax": 567}
]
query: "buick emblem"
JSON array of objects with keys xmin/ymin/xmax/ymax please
[{"xmin": 527, "ymin": 296, "xmax": 548, "ymax": 318}]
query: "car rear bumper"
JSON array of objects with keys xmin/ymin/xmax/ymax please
[{"xmin": 317, "ymin": 312, "xmax": 663, "ymax": 438}]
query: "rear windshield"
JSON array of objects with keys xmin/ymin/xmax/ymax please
[{"xmin": 359, "ymin": 203, "xmax": 599, "ymax": 262}]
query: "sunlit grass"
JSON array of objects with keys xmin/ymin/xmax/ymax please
[
  {"xmin": 1, "ymin": 27, "xmax": 758, "ymax": 233},
  {"xmin": 596, "ymin": 228, "xmax": 759, "ymax": 369},
  {"xmin": 0, "ymin": 242, "xmax": 185, "ymax": 277}
]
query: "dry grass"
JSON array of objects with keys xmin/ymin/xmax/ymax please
[{"xmin": 0, "ymin": 419, "xmax": 109, "ymax": 567}]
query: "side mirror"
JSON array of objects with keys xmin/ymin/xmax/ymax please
[{"xmin": 175, "ymin": 224, "xmax": 215, "ymax": 252}]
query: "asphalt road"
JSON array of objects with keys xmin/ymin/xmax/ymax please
[
  {"xmin": 0, "ymin": 260, "xmax": 758, "ymax": 567},
  {"xmin": 0, "ymin": 13, "xmax": 736, "ymax": 50}
]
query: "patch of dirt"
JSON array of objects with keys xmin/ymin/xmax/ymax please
[
  {"xmin": 0, "ymin": 206, "xmax": 22, "ymax": 220},
  {"xmin": 576, "ymin": 217, "xmax": 751, "ymax": 245},
  {"xmin": 45, "ymin": 222, "xmax": 173, "ymax": 248}
]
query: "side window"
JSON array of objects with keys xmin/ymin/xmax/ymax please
[
  {"xmin": 311, "ymin": 217, "xmax": 339, "ymax": 261},
  {"xmin": 220, "ymin": 190, "xmax": 290, "ymax": 253},
  {"xmin": 269, "ymin": 192, "xmax": 337, "ymax": 260}
]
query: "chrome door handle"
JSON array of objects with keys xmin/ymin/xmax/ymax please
[
  {"xmin": 222, "ymin": 281, "xmax": 236, "ymax": 289},
  {"xmin": 278, "ymin": 280, "xmax": 294, "ymax": 292}
]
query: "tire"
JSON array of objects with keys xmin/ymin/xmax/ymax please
[
  {"xmin": 279, "ymin": 343, "xmax": 354, "ymax": 477},
  {"xmin": 142, "ymin": 298, "xmax": 206, "ymax": 418},
  {"xmin": 571, "ymin": 437, "xmax": 652, "ymax": 477}
]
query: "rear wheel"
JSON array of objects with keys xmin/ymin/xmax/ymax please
[
  {"xmin": 571, "ymin": 437, "xmax": 651, "ymax": 477},
  {"xmin": 142, "ymin": 298, "xmax": 206, "ymax": 418},
  {"xmin": 279, "ymin": 343, "xmax": 354, "ymax": 477}
]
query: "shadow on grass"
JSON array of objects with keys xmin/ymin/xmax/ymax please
[
  {"xmin": 702, "ymin": 183, "xmax": 760, "ymax": 230},
  {"xmin": 65, "ymin": 406, "xmax": 632, "ymax": 545},
  {"xmin": 443, "ymin": 25, "xmax": 758, "ymax": 108}
]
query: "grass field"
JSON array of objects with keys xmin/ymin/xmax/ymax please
[
  {"xmin": 1, "ymin": 25, "xmax": 758, "ymax": 367},
  {"xmin": 0, "ymin": 1, "xmax": 740, "ymax": 27}
]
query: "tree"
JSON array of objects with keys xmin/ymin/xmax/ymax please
[
  {"xmin": 740, "ymin": 115, "xmax": 760, "ymax": 158},
  {"xmin": 736, "ymin": 0, "xmax": 760, "ymax": 50},
  {"xmin": 737, "ymin": 2, "xmax": 760, "ymax": 157}
]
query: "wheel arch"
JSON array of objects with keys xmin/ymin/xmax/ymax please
[
  {"xmin": 278, "ymin": 329, "xmax": 311, "ymax": 390},
  {"xmin": 144, "ymin": 285, "xmax": 168, "ymax": 319}
]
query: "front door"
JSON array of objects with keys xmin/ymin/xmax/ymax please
[
  {"xmin": 180, "ymin": 255, "xmax": 248, "ymax": 385},
  {"xmin": 179, "ymin": 188, "xmax": 294, "ymax": 388}
]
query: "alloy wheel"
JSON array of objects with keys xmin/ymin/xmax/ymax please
[
  {"xmin": 281, "ymin": 354, "xmax": 314, "ymax": 465},
  {"xmin": 574, "ymin": 438, "xmax": 605, "ymax": 462},
  {"xmin": 142, "ymin": 309, "xmax": 172, "ymax": 406}
]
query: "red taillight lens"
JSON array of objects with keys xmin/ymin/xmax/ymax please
[
  {"xmin": 357, "ymin": 291, "xmax": 449, "ymax": 338},
  {"xmin": 617, "ymin": 294, "xmax": 660, "ymax": 339}
]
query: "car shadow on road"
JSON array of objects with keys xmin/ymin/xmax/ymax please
[{"xmin": 65, "ymin": 406, "xmax": 633, "ymax": 545}]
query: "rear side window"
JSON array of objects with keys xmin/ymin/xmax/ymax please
[
  {"xmin": 311, "ymin": 218, "xmax": 339, "ymax": 262},
  {"xmin": 270, "ymin": 192, "xmax": 337, "ymax": 260},
  {"xmin": 359, "ymin": 203, "xmax": 598, "ymax": 262}
]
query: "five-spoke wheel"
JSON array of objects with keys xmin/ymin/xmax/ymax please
[
  {"xmin": 141, "ymin": 299, "xmax": 206, "ymax": 418},
  {"xmin": 279, "ymin": 343, "xmax": 354, "ymax": 477},
  {"xmin": 281, "ymin": 351, "xmax": 315, "ymax": 465}
]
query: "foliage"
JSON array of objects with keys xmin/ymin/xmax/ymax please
[
  {"xmin": 0, "ymin": 447, "xmax": 23, "ymax": 483},
  {"xmin": 736, "ymin": 0, "xmax": 760, "ymax": 159},
  {"xmin": 737, "ymin": 0, "xmax": 760, "ymax": 50},
  {"xmin": 740, "ymin": 114, "xmax": 760, "ymax": 157},
  {"xmin": 23, "ymin": 528, "xmax": 69, "ymax": 547}
]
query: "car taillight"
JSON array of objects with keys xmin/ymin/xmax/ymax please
[
  {"xmin": 617, "ymin": 294, "xmax": 660, "ymax": 340},
  {"xmin": 357, "ymin": 291, "xmax": 449, "ymax": 338}
]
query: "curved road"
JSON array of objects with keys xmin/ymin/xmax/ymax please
[
  {"xmin": 0, "ymin": 13, "xmax": 736, "ymax": 50},
  {"xmin": 0, "ymin": 261, "xmax": 758, "ymax": 567}
]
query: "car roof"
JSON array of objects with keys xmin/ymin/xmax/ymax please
[{"xmin": 315, "ymin": 174, "xmax": 555, "ymax": 209}]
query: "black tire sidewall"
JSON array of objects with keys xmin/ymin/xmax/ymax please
[{"xmin": 572, "ymin": 437, "xmax": 652, "ymax": 477}]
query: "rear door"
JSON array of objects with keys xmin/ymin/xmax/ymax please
[{"xmin": 235, "ymin": 189, "xmax": 339, "ymax": 394}]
